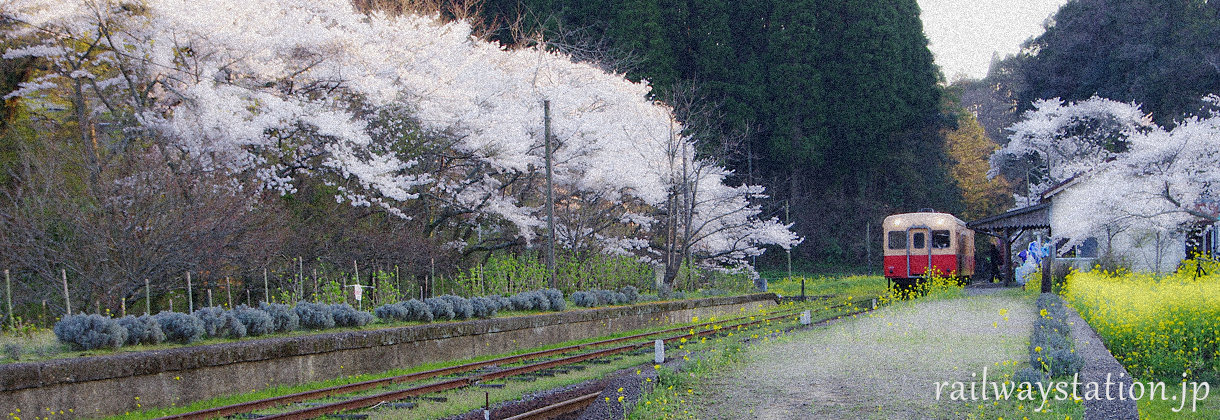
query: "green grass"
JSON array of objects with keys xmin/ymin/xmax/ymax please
[
  {"xmin": 1138, "ymin": 385, "xmax": 1220, "ymax": 419},
  {"xmin": 0, "ymin": 327, "xmax": 60, "ymax": 363},
  {"xmin": 766, "ymin": 275, "xmax": 888, "ymax": 301}
]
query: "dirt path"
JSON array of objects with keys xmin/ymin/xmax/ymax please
[{"xmin": 696, "ymin": 293, "xmax": 1036, "ymax": 419}]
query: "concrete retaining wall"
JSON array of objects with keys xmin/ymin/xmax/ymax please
[{"xmin": 0, "ymin": 294, "xmax": 776, "ymax": 418}]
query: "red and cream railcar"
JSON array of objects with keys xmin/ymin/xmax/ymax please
[{"xmin": 882, "ymin": 211, "xmax": 974, "ymax": 286}]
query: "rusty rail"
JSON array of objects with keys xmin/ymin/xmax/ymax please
[{"xmin": 502, "ymin": 392, "xmax": 602, "ymax": 420}]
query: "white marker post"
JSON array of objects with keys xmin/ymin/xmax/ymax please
[
  {"xmin": 800, "ymin": 310, "xmax": 811, "ymax": 325},
  {"xmin": 654, "ymin": 339, "xmax": 665, "ymax": 364},
  {"xmin": 349, "ymin": 284, "xmax": 372, "ymax": 311}
]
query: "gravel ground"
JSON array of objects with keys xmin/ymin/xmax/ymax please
[
  {"xmin": 695, "ymin": 294, "xmax": 1036, "ymax": 419},
  {"xmin": 1064, "ymin": 305, "xmax": 1139, "ymax": 419}
]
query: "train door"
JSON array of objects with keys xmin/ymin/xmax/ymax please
[{"xmin": 907, "ymin": 227, "xmax": 931, "ymax": 277}]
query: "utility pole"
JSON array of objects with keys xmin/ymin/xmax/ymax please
[
  {"xmin": 543, "ymin": 100, "xmax": 557, "ymax": 288},
  {"xmin": 682, "ymin": 135, "xmax": 693, "ymax": 289},
  {"xmin": 786, "ymin": 200, "xmax": 793, "ymax": 281},
  {"xmin": 866, "ymin": 221, "xmax": 872, "ymax": 269}
]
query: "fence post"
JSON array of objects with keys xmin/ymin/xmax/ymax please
[
  {"xmin": 4, "ymin": 269, "xmax": 12, "ymax": 326},
  {"xmin": 145, "ymin": 278, "xmax": 151, "ymax": 315},
  {"xmin": 263, "ymin": 267, "xmax": 269, "ymax": 304},
  {"xmin": 226, "ymin": 277, "xmax": 233, "ymax": 308},
  {"xmin": 298, "ymin": 256, "xmax": 304, "ymax": 301},
  {"xmin": 61, "ymin": 269, "xmax": 71, "ymax": 317},
  {"xmin": 187, "ymin": 271, "xmax": 193, "ymax": 313}
]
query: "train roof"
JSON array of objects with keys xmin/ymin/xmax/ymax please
[{"xmin": 883, "ymin": 212, "xmax": 968, "ymax": 228}]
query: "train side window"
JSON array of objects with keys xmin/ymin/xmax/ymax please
[
  {"xmin": 912, "ymin": 232, "xmax": 926, "ymax": 249},
  {"xmin": 888, "ymin": 231, "xmax": 907, "ymax": 249},
  {"xmin": 932, "ymin": 230, "xmax": 951, "ymax": 249}
]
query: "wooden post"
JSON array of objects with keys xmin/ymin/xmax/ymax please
[
  {"xmin": 186, "ymin": 271, "xmax": 193, "ymax": 313},
  {"xmin": 313, "ymin": 268, "xmax": 319, "ymax": 301},
  {"xmin": 298, "ymin": 256, "xmax": 304, "ymax": 301},
  {"xmin": 263, "ymin": 267, "xmax": 269, "ymax": 304},
  {"xmin": 144, "ymin": 279, "xmax": 150, "ymax": 315},
  {"xmin": 120, "ymin": 298, "xmax": 126, "ymax": 317},
  {"xmin": 4, "ymin": 269, "xmax": 12, "ymax": 326},
  {"xmin": 61, "ymin": 269, "xmax": 71, "ymax": 316},
  {"xmin": 207, "ymin": 288, "xmax": 213, "ymax": 308},
  {"xmin": 226, "ymin": 277, "xmax": 233, "ymax": 308}
]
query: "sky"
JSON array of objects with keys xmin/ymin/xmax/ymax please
[{"xmin": 917, "ymin": 0, "xmax": 1070, "ymax": 81}]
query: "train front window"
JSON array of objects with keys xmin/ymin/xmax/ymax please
[
  {"xmin": 912, "ymin": 232, "xmax": 926, "ymax": 249},
  {"xmin": 888, "ymin": 231, "xmax": 907, "ymax": 249},
  {"xmin": 932, "ymin": 230, "xmax": 951, "ymax": 249}
]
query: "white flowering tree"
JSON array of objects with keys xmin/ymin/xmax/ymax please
[
  {"xmin": 1, "ymin": 0, "xmax": 797, "ymax": 291},
  {"xmin": 988, "ymin": 96, "xmax": 1153, "ymax": 208},
  {"xmin": 990, "ymin": 95, "xmax": 1220, "ymax": 245}
]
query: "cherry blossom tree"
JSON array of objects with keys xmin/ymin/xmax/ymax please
[
  {"xmin": 988, "ymin": 96, "xmax": 1153, "ymax": 207},
  {"xmin": 990, "ymin": 95, "xmax": 1220, "ymax": 245},
  {"xmin": 1, "ymin": 0, "xmax": 797, "ymax": 284}
]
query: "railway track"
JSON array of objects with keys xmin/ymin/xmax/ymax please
[
  {"xmin": 501, "ymin": 391, "xmax": 600, "ymax": 420},
  {"xmin": 158, "ymin": 298, "xmax": 870, "ymax": 420}
]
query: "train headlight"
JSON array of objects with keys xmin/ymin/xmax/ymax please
[
  {"xmin": 892, "ymin": 219, "xmax": 902, "ymax": 227},
  {"xmin": 936, "ymin": 218, "xmax": 945, "ymax": 226}
]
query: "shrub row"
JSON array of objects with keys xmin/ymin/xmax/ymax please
[
  {"xmin": 54, "ymin": 302, "xmax": 321, "ymax": 349},
  {"xmin": 1027, "ymin": 293, "xmax": 1083, "ymax": 378},
  {"xmin": 506, "ymin": 289, "xmax": 565, "ymax": 312},
  {"xmin": 571, "ymin": 286, "xmax": 640, "ymax": 308},
  {"xmin": 53, "ymin": 287, "xmax": 582, "ymax": 350},
  {"xmin": 373, "ymin": 289, "xmax": 565, "ymax": 323}
]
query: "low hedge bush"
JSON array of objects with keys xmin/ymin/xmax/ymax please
[
  {"xmin": 437, "ymin": 295, "xmax": 474, "ymax": 320},
  {"xmin": 54, "ymin": 314, "xmax": 128, "ymax": 350},
  {"xmin": 295, "ymin": 301, "xmax": 336, "ymax": 330},
  {"xmin": 193, "ymin": 307, "xmax": 247, "ymax": 339},
  {"xmin": 259, "ymin": 302, "xmax": 300, "ymax": 333},
  {"xmin": 233, "ymin": 305, "xmax": 275, "ymax": 336},
  {"xmin": 330, "ymin": 303, "xmax": 373, "ymax": 327},
  {"xmin": 116, "ymin": 315, "xmax": 165, "ymax": 346},
  {"xmin": 571, "ymin": 287, "xmax": 638, "ymax": 307},
  {"xmin": 1028, "ymin": 293, "xmax": 1082, "ymax": 377},
  {"xmin": 424, "ymin": 297, "xmax": 455, "ymax": 321},
  {"xmin": 154, "ymin": 311, "xmax": 205, "ymax": 344}
]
